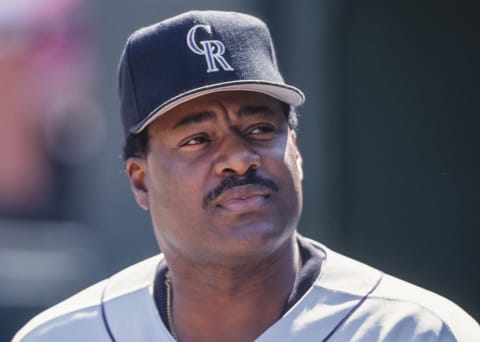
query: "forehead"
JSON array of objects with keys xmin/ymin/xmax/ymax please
[{"xmin": 148, "ymin": 91, "xmax": 284, "ymax": 130}]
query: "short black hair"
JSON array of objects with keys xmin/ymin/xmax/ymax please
[
  {"xmin": 122, "ymin": 102, "xmax": 298, "ymax": 161},
  {"xmin": 123, "ymin": 127, "xmax": 150, "ymax": 160}
]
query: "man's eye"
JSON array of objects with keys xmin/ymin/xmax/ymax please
[
  {"xmin": 180, "ymin": 135, "xmax": 211, "ymax": 147},
  {"xmin": 248, "ymin": 124, "xmax": 275, "ymax": 135}
]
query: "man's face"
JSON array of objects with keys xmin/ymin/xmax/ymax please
[{"xmin": 127, "ymin": 91, "xmax": 303, "ymax": 265}]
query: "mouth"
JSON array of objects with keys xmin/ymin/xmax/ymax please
[{"xmin": 214, "ymin": 185, "xmax": 272, "ymax": 212}]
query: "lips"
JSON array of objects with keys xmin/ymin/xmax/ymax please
[{"xmin": 214, "ymin": 184, "xmax": 272, "ymax": 212}]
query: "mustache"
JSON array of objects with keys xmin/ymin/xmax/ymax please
[{"xmin": 202, "ymin": 170, "xmax": 279, "ymax": 208}]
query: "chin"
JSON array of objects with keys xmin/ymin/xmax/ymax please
[{"xmin": 211, "ymin": 220, "xmax": 295, "ymax": 260}]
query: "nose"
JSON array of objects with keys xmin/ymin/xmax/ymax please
[{"xmin": 213, "ymin": 134, "xmax": 262, "ymax": 176}]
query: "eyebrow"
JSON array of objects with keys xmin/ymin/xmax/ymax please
[
  {"xmin": 238, "ymin": 105, "xmax": 277, "ymax": 118},
  {"xmin": 172, "ymin": 111, "xmax": 216, "ymax": 130}
]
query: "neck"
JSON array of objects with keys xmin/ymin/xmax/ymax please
[{"xmin": 164, "ymin": 234, "xmax": 301, "ymax": 342}]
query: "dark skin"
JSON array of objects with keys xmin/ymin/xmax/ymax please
[{"xmin": 127, "ymin": 91, "xmax": 303, "ymax": 341}]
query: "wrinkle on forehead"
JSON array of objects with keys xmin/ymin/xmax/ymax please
[
  {"xmin": 172, "ymin": 111, "xmax": 217, "ymax": 130},
  {"xmin": 150, "ymin": 91, "xmax": 284, "ymax": 132}
]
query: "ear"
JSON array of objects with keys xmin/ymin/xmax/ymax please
[
  {"xmin": 126, "ymin": 157, "xmax": 149, "ymax": 210},
  {"xmin": 290, "ymin": 131, "xmax": 303, "ymax": 181}
]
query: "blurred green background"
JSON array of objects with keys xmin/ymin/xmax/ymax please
[{"xmin": 1, "ymin": 0, "xmax": 478, "ymax": 340}]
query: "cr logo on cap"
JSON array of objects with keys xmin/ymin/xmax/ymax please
[{"xmin": 186, "ymin": 24, "xmax": 234, "ymax": 73}]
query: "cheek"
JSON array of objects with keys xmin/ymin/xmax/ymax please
[
  {"xmin": 281, "ymin": 137, "xmax": 303, "ymax": 183},
  {"xmin": 147, "ymin": 154, "xmax": 205, "ymax": 211},
  {"xmin": 261, "ymin": 138, "xmax": 303, "ymax": 206},
  {"xmin": 279, "ymin": 142, "xmax": 303, "ymax": 213}
]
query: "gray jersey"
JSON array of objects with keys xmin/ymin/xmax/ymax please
[{"xmin": 13, "ymin": 238, "xmax": 480, "ymax": 341}]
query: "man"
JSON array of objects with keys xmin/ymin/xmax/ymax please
[{"xmin": 14, "ymin": 10, "xmax": 479, "ymax": 342}]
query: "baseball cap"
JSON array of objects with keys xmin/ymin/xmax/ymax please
[{"xmin": 118, "ymin": 10, "xmax": 305, "ymax": 135}]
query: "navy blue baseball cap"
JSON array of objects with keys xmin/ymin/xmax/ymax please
[{"xmin": 118, "ymin": 10, "xmax": 305, "ymax": 135}]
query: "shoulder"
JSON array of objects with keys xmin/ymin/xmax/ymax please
[
  {"xmin": 12, "ymin": 280, "xmax": 110, "ymax": 342},
  {"xmin": 365, "ymin": 273, "xmax": 480, "ymax": 341},
  {"xmin": 295, "ymin": 237, "xmax": 480, "ymax": 341},
  {"xmin": 13, "ymin": 255, "xmax": 163, "ymax": 342}
]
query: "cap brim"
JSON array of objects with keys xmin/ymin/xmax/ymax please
[{"xmin": 129, "ymin": 80, "xmax": 305, "ymax": 133}]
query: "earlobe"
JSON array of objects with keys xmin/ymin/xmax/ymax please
[{"xmin": 126, "ymin": 158, "xmax": 150, "ymax": 210}]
